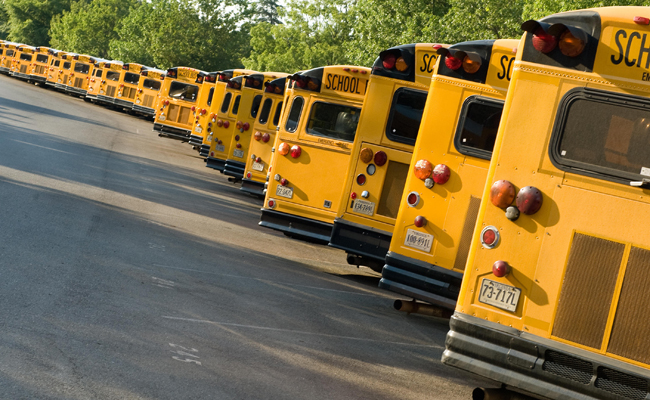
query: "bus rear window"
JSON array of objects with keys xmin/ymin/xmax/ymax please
[
  {"xmin": 143, "ymin": 79, "xmax": 160, "ymax": 90},
  {"xmin": 285, "ymin": 97, "xmax": 304, "ymax": 133},
  {"xmin": 106, "ymin": 71, "xmax": 120, "ymax": 81},
  {"xmin": 552, "ymin": 89, "xmax": 650, "ymax": 183},
  {"xmin": 220, "ymin": 93, "xmax": 232, "ymax": 113},
  {"xmin": 386, "ymin": 88, "xmax": 428, "ymax": 145},
  {"xmin": 63, "ymin": 62, "xmax": 71, "ymax": 70},
  {"xmin": 250, "ymin": 94, "xmax": 263, "ymax": 118},
  {"xmin": 36, "ymin": 54, "xmax": 48, "ymax": 63},
  {"xmin": 6, "ymin": 50, "xmax": 14, "ymax": 57},
  {"xmin": 53, "ymin": 59, "xmax": 60, "ymax": 67},
  {"xmin": 454, "ymin": 96, "xmax": 503, "ymax": 160},
  {"xmin": 169, "ymin": 81, "xmax": 198, "ymax": 102},
  {"xmin": 124, "ymin": 72, "xmax": 139, "ymax": 85},
  {"xmin": 206, "ymin": 87, "xmax": 214, "ymax": 107},
  {"xmin": 20, "ymin": 53, "xmax": 33, "ymax": 61},
  {"xmin": 94, "ymin": 68, "xmax": 102, "ymax": 77},
  {"xmin": 74, "ymin": 63, "xmax": 90, "ymax": 74},
  {"xmin": 306, "ymin": 102, "xmax": 361, "ymax": 142},
  {"xmin": 273, "ymin": 101, "xmax": 283, "ymax": 127},
  {"xmin": 258, "ymin": 98, "xmax": 272, "ymax": 124},
  {"xmin": 231, "ymin": 95, "xmax": 241, "ymax": 115}
]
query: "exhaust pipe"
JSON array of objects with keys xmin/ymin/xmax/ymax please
[
  {"xmin": 393, "ymin": 300, "xmax": 452, "ymax": 318},
  {"xmin": 472, "ymin": 387, "xmax": 539, "ymax": 400}
]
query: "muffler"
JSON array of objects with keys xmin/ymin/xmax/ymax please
[{"xmin": 393, "ymin": 300, "xmax": 452, "ymax": 318}]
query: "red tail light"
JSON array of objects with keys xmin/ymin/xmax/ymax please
[
  {"xmin": 268, "ymin": 199, "xmax": 276, "ymax": 209},
  {"xmin": 480, "ymin": 226, "xmax": 500, "ymax": 249},
  {"xmin": 262, "ymin": 133, "xmax": 270, "ymax": 143},
  {"xmin": 382, "ymin": 54, "xmax": 396, "ymax": 69},
  {"xmin": 634, "ymin": 16, "xmax": 650, "ymax": 25},
  {"xmin": 414, "ymin": 160, "xmax": 433, "ymax": 180},
  {"xmin": 246, "ymin": 172, "xmax": 252, "ymax": 179},
  {"xmin": 445, "ymin": 56, "xmax": 462, "ymax": 70},
  {"xmin": 374, "ymin": 151, "xmax": 387, "ymax": 167},
  {"xmin": 223, "ymin": 121, "xmax": 230, "ymax": 128},
  {"xmin": 243, "ymin": 122, "xmax": 250, "ymax": 131},
  {"xmin": 236, "ymin": 143, "xmax": 242, "ymax": 148},
  {"xmin": 278, "ymin": 142, "xmax": 290, "ymax": 156},
  {"xmin": 432, "ymin": 164, "xmax": 450, "ymax": 184},
  {"xmin": 356, "ymin": 174, "xmax": 366, "ymax": 185},
  {"xmin": 290, "ymin": 145, "xmax": 301, "ymax": 158},
  {"xmin": 516, "ymin": 186, "xmax": 543, "ymax": 215},
  {"xmin": 191, "ymin": 106, "xmax": 196, "ymax": 112},
  {"xmin": 414, "ymin": 216, "xmax": 427, "ymax": 228},
  {"xmin": 280, "ymin": 178, "xmax": 288, "ymax": 186},
  {"xmin": 351, "ymin": 192, "xmax": 357, "ymax": 199},
  {"xmin": 492, "ymin": 261, "xmax": 510, "ymax": 277},
  {"xmin": 406, "ymin": 191, "xmax": 420, "ymax": 207},
  {"xmin": 532, "ymin": 27, "xmax": 557, "ymax": 53}
]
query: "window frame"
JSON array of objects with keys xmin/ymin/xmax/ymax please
[
  {"xmin": 285, "ymin": 96, "xmax": 304, "ymax": 133},
  {"xmin": 258, "ymin": 98, "xmax": 273, "ymax": 125},
  {"xmin": 453, "ymin": 95, "xmax": 505, "ymax": 161},
  {"xmin": 304, "ymin": 100, "xmax": 361, "ymax": 143},
  {"xmin": 384, "ymin": 87, "xmax": 429, "ymax": 146}
]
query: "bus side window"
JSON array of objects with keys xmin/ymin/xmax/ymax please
[
  {"xmin": 385, "ymin": 88, "xmax": 428, "ymax": 145},
  {"xmin": 285, "ymin": 97, "xmax": 304, "ymax": 133},
  {"xmin": 258, "ymin": 98, "xmax": 272, "ymax": 124},
  {"xmin": 250, "ymin": 94, "xmax": 263, "ymax": 118},
  {"xmin": 231, "ymin": 95, "xmax": 241, "ymax": 115},
  {"xmin": 306, "ymin": 102, "xmax": 361, "ymax": 142},
  {"xmin": 206, "ymin": 87, "xmax": 215, "ymax": 107},
  {"xmin": 272, "ymin": 101, "xmax": 283, "ymax": 127},
  {"xmin": 453, "ymin": 96, "xmax": 504, "ymax": 160},
  {"xmin": 220, "ymin": 93, "xmax": 232, "ymax": 113}
]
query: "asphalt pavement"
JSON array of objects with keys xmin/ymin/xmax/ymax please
[{"xmin": 0, "ymin": 74, "xmax": 493, "ymax": 399}]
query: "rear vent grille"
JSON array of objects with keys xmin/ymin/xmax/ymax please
[
  {"xmin": 376, "ymin": 161, "xmax": 409, "ymax": 218},
  {"xmin": 552, "ymin": 233, "xmax": 624, "ymax": 349},
  {"xmin": 143, "ymin": 94, "xmax": 154, "ymax": 108},
  {"xmin": 453, "ymin": 196, "xmax": 481, "ymax": 271},
  {"xmin": 123, "ymin": 87, "xmax": 136, "ymax": 99},
  {"xmin": 20, "ymin": 65, "xmax": 27, "ymax": 73},
  {"xmin": 542, "ymin": 350, "xmax": 592, "ymax": 384},
  {"xmin": 106, "ymin": 85, "xmax": 116, "ymax": 97},
  {"xmin": 595, "ymin": 367, "xmax": 648, "ymax": 400},
  {"xmin": 35, "ymin": 65, "xmax": 46, "ymax": 74},
  {"xmin": 74, "ymin": 77, "xmax": 84, "ymax": 88}
]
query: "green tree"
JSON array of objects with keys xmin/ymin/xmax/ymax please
[
  {"xmin": 4, "ymin": 0, "xmax": 71, "ymax": 45},
  {"xmin": 436, "ymin": 0, "xmax": 526, "ymax": 43},
  {"xmin": 0, "ymin": 1, "xmax": 10, "ymax": 40},
  {"xmin": 344, "ymin": 0, "xmax": 449, "ymax": 66},
  {"xmin": 253, "ymin": 0, "xmax": 282, "ymax": 24},
  {"xmin": 243, "ymin": 0, "xmax": 355, "ymax": 73},
  {"xmin": 49, "ymin": 0, "xmax": 137, "ymax": 58},
  {"xmin": 523, "ymin": 0, "xmax": 646, "ymax": 20},
  {"xmin": 110, "ymin": 0, "xmax": 249, "ymax": 71}
]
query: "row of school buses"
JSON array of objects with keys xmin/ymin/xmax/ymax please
[{"xmin": 3, "ymin": 6, "xmax": 650, "ymax": 399}]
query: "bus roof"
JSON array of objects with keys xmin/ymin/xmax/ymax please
[{"xmin": 289, "ymin": 65, "xmax": 371, "ymax": 99}]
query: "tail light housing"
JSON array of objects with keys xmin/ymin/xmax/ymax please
[
  {"xmin": 360, "ymin": 148, "xmax": 373, "ymax": 163},
  {"xmin": 374, "ymin": 151, "xmax": 387, "ymax": 167},
  {"xmin": 480, "ymin": 226, "xmax": 500, "ymax": 249},
  {"xmin": 278, "ymin": 142, "xmax": 290, "ymax": 156},
  {"xmin": 558, "ymin": 29, "xmax": 586, "ymax": 57},
  {"xmin": 280, "ymin": 178, "xmax": 288, "ymax": 186},
  {"xmin": 490, "ymin": 180, "xmax": 515, "ymax": 209},
  {"xmin": 432, "ymin": 164, "xmax": 450, "ymax": 184},
  {"xmin": 414, "ymin": 160, "xmax": 433, "ymax": 180},
  {"xmin": 532, "ymin": 27, "xmax": 557, "ymax": 53},
  {"xmin": 462, "ymin": 55, "xmax": 481, "ymax": 74},
  {"xmin": 406, "ymin": 191, "xmax": 420, "ymax": 207},
  {"xmin": 290, "ymin": 145, "xmax": 301, "ymax": 158},
  {"xmin": 492, "ymin": 261, "xmax": 510, "ymax": 277},
  {"xmin": 445, "ymin": 56, "xmax": 462, "ymax": 70},
  {"xmin": 254, "ymin": 131, "xmax": 262, "ymax": 141},
  {"xmin": 382, "ymin": 53, "xmax": 396, "ymax": 69},
  {"xmin": 262, "ymin": 133, "xmax": 270, "ymax": 143},
  {"xmin": 414, "ymin": 216, "xmax": 427, "ymax": 228},
  {"xmin": 356, "ymin": 174, "xmax": 366, "ymax": 185},
  {"xmin": 516, "ymin": 186, "xmax": 543, "ymax": 215}
]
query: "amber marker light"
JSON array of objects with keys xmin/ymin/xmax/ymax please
[
  {"xmin": 414, "ymin": 160, "xmax": 433, "ymax": 180},
  {"xmin": 278, "ymin": 142, "xmax": 291, "ymax": 156},
  {"xmin": 359, "ymin": 148, "xmax": 373, "ymax": 163},
  {"xmin": 490, "ymin": 180, "xmax": 515, "ymax": 209},
  {"xmin": 462, "ymin": 55, "xmax": 481, "ymax": 74},
  {"xmin": 558, "ymin": 29, "xmax": 585, "ymax": 57}
]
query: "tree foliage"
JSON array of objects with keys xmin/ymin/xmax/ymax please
[
  {"xmin": 50, "ymin": 0, "xmax": 137, "ymax": 58},
  {"xmin": 4, "ymin": 0, "xmax": 70, "ymax": 45},
  {"xmin": 243, "ymin": 0, "xmax": 355, "ymax": 73},
  {"xmin": 109, "ymin": 0, "xmax": 250, "ymax": 71},
  {"xmin": 437, "ymin": 0, "xmax": 526, "ymax": 43}
]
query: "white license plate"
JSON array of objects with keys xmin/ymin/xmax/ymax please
[
  {"xmin": 135, "ymin": 99, "xmax": 141, "ymax": 104},
  {"xmin": 478, "ymin": 278, "xmax": 521, "ymax": 312},
  {"xmin": 194, "ymin": 126, "xmax": 202, "ymax": 133},
  {"xmin": 252, "ymin": 161, "xmax": 264, "ymax": 172},
  {"xmin": 215, "ymin": 144, "xmax": 225, "ymax": 153},
  {"xmin": 352, "ymin": 199, "xmax": 375, "ymax": 216},
  {"xmin": 158, "ymin": 115, "xmax": 166, "ymax": 121},
  {"xmin": 233, "ymin": 149, "xmax": 244, "ymax": 158},
  {"xmin": 276, "ymin": 185, "xmax": 293, "ymax": 199},
  {"xmin": 404, "ymin": 229, "xmax": 433, "ymax": 252}
]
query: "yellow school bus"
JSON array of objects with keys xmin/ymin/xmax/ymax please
[
  {"xmin": 85, "ymin": 60, "xmax": 110, "ymax": 101},
  {"xmin": 11, "ymin": 45, "xmax": 36, "ymax": 80},
  {"xmin": 64, "ymin": 54, "xmax": 97, "ymax": 96},
  {"xmin": 95, "ymin": 61, "xmax": 125, "ymax": 105},
  {"xmin": 222, "ymin": 72, "xmax": 288, "ymax": 180},
  {"xmin": 54, "ymin": 53, "xmax": 76, "ymax": 91},
  {"xmin": 378, "ymin": 39, "xmax": 517, "ymax": 306},
  {"xmin": 260, "ymin": 66, "xmax": 371, "ymax": 243},
  {"xmin": 29, "ymin": 46, "xmax": 52, "ymax": 84},
  {"xmin": 188, "ymin": 71, "xmax": 219, "ymax": 150},
  {"xmin": 132, "ymin": 67, "xmax": 166, "ymax": 117},
  {"xmin": 240, "ymin": 76, "xmax": 290, "ymax": 196},
  {"xmin": 0, "ymin": 42, "xmax": 19, "ymax": 74},
  {"xmin": 206, "ymin": 70, "xmax": 259, "ymax": 170},
  {"xmin": 327, "ymin": 43, "xmax": 442, "ymax": 272},
  {"xmin": 443, "ymin": 7, "xmax": 650, "ymax": 400},
  {"xmin": 200, "ymin": 69, "xmax": 256, "ymax": 158},
  {"xmin": 45, "ymin": 49, "xmax": 67, "ymax": 88},
  {"xmin": 154, "ymin": 66, "xmax": 205, "ymax": 141},
  {"xmin": 114, "ymin": 63, "xmax": 145, "ymax": 109}
]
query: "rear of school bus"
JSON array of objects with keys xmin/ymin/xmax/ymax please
[
  {"xmin": 30, "ymin": 47, "xmax": 51, "ymax": 84},
  {"xmin": 379, "ymin": 39, "xmax": 517, "ymax": 308},
  {"xmin": 223, "ymin": 72, "xmax": 288, "ymax": 180},
  {"xmin": 1, "ymin": 43, "xmax": 19, "ymax": 74},
  {"xmin": 96, "ymin": 61, "xmax": 125, "ymax": 105},
  {"xmin": 188, "ymin": 71, "xmax": 219, "ymax": 150},
  {"xmin": 55, "ymin": 54, "xmax": 75, "ymax": 91},
  {"xmin": 65, "ymin": 55, "xmax": 96, "ymax": 96},
  {"xmin": 85, "ymin": 61, "xmax": 108, "ymax": 101},
  {"xmin": 443, "ymin": 7, "xmax": 650, "ymax": 400},
  {"xmin": 260, "ymin": 66, "xmax": 370, "ymax": 243},
  {"xmin": 328, "ymin": 43, "xmax": 441, "ymax": 272},
  {"xmin": 154, "ymin": 67, "xmax": 205, "ymax": 141},
  {"xmin": 206, "ymin": 76, "xmax": 244, "ymax": 171},
  {"xmin": 45, "ymin": 50, "xmax": 66, "ymax": 88},
  {"xmin": 241, "ymin": 77, "xmax": 290, "ymax": 196},
  {"xmin": 114, "ymin": 63, "xmax": 145, "ymax": 109},
  {"xmin": 200, "ymin": 69, "xmax": 256, "ymax": 158},
  {"xmin": 12, "ymin": 45, "xmax": 36, "ymax": 80},
  {"xmin": 133, "ymin": 67, "xmax": 165, "ymax": 117}
]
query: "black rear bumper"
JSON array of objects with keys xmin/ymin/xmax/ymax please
[
  {"xmin": 223, "ymin": 159, "xmax": 245, "ymax": 179},
  {"xmin": 240, "ymin": 179, "xmax": 265, "ymax": 197},
  {"xmin": 378, "ymin": 251, "xmax": 462, "ymax": 309},
  {"xmin": 259, "ymin": 209, "xmax": 332, "ymax": 244},
  {"xmin": 206, "ymin": 157, "xmax": 225, "ymax": 172},
  {"xmin": 153, "ymin": 123, "xmax": 191, "ymax": 141},
  {"xmin": 329, "ymin": 218, "xmax": 391, "ymax": 260},
  {"xmin": 443, "ymin": 312, "xmax": 650, "ymax": 400},
  {"xmin": 199, "ymin": 144, "xmax": 210, "ymax": 158}
]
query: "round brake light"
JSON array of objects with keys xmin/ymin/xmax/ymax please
[
  {"xmin": 374, "ymin": 151, "xmax": 387, "ymax": 167},
  {"xmin": 516, "ymin": 186, "xmax": 543, "ymax": 215},
  {"xmin": 262, "ymin": 133, "xmax": 270, "ymax": 143},
  {"xmin": 382, "ymin": 54, "xmax": 396, "ymax": 69},
  {"xmin": 406, "ymin": 191, "xmax": 420, "ymax": 207},
  {"xmin": 254, "ymin": 131, "xmax": 262, "ymax": 141},
  {"xmin": 290, "ymin": 145, "xmax": 301, "ymax": 158},
  {"xmin": 490, "ymin": 180, "xmax": 515, "ymax": 209},
  {"xmin": 278, "ymin": 142, "xmax": 290, "ymax": 156},
  {"xmin": 480, "ymin": 226, "xmax": 500, "ymax": 249},
  {"xmin": 445, "ymin": 56, "xmax": 462, "ymax": 70},
  {"xmin": 356, "ymin": 174, "xmax": 366, "ymax": 185},
  {"xmin": 492, "ymin": 261, "xmax": 510, "ymax": 278},
  {"xmin": 359, "ymin": 147, "xmax": 373, "ymax": 163},
  {"xmin": 432, "ymin": 164, "xmax": 450, "ymax": 184},
  {"xmin": 532, "ymin": 27, "xmax": 557, "ymax": 53},
  {"xmin": 268, "ymin": 199, "xmax": 276, "ymax": 209},
  {"xmin": 558, "ymin": 29, "xmax": 585, "ymax": 57},
  {"xmin": 414, "ymin": 159, "xmax": 433, "ymax": 180},
  {"xmin": 414, "ymin": 216, "xmax": 427, "ymax": 228}
]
